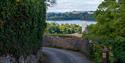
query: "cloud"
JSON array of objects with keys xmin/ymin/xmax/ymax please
[{"xmin": 47, "ymin": 0, "xmax": 103, "ymax": 12}]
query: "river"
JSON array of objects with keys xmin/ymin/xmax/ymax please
[{"xmin": 47, "ymin": 20, "xmax": 96, "ymax": 26}]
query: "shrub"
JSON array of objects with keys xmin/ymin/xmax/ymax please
[{"xmin": 0, "ymin": 0, "xmax": 46, "ymax": 57}]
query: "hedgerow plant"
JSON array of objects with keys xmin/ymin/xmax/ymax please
[
  {"xmin": 85, "ymin": 0, "xmax": 125, "ymax": 63},
  {"xmin": 0, "ymin": 0, "xmax": 46, "ymax": 57}
]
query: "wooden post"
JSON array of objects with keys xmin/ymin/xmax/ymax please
[{"xmin": 102, "ymin": 46, "xmax": 109, "ymax": 63}]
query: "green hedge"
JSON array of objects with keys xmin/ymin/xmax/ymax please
[
  {"xmin": 84, "ymin": 24, "xmax": 125, "ymax": 63},
  {"xmin": 88, "ymin": 43, "xmax": 102, "ymax": 63},
  {"xmin": 0, "ymin": 0, "xmax": 46, "ymax": 56}
]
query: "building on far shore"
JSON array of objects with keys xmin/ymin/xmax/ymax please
[{"xmin": 82, "ymin": 21, "xmax": 88, "ymax": 32}]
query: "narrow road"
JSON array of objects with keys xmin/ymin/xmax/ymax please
[{"xmin": 42, "ymin": 47, "xmax": 92, "ymax": 63}]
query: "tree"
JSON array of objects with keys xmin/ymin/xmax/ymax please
[
  {"xmin": 86, "ymin": 0, "xmax": 125, "ymax": 63},
  {"xmin": 0, "ymin": 0, "xmax": 46, "ymax": 62},
  {"xmin": 46, "ymin": 0, "xmax": 56, "ymax": 7},
  {"xmin": 46, "ymin": 23, "xmax": 82, "ymax": 34}
]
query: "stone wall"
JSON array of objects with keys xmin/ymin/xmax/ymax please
[
  {"xmin": 0, "ymin": 50, "xmax": 43, "ymax": 63},
  {"xmin": 42, "ymin": 36, "xmax": 89, "ymax": 55}
]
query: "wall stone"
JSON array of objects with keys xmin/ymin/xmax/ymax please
[
  {"xmin": 0, "ymin": 51, "xmax": 43, "ymax": 63},
  {"xmin": 42, "ymin": 36, "xmax": 89, "ymax": 55}
]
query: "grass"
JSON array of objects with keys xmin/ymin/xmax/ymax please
[
  {"xmin": 46, "ymin": 33, "xmax": 82, "ymax": 38},
  {"xmin": 47, "ymin": 34, "xmax": 71, "ymax": 37}
]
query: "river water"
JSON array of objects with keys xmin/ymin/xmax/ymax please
[{"xmin": 47, "ymin": 20, "xmax": 96, "ymax": 26}]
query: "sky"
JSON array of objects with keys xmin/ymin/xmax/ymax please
[{"xmin": 47, "ymin": 0, "xmax": 104, "ymax": 12}]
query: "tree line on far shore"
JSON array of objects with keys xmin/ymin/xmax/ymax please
[{"xmin": 47, "ymin": 11, "xmax": 95, "ymax": 21}]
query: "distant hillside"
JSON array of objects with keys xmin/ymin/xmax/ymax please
[{"xmin": 47, "ymin": 11, "xmax": 95, "ymax": 21}]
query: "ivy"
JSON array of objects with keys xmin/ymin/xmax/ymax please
[{"xmin": 0, "ymin": 0, "xmax": 46, "ymax": 57}]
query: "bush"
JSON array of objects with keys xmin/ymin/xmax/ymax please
[
  {"xmin": 84, "ymin": 0, "xmax": 125, "ymax": 62},
  {"xmin": 85, "ymin": 24, "xmax": 125, "ymax": 63},
  {"xmin": 0, "ymin": 0, "xmax": 46, "ymax": 56},
  {"xmin": 46, "ymin": 23, "xmax": 82, "ymax": 34}
]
